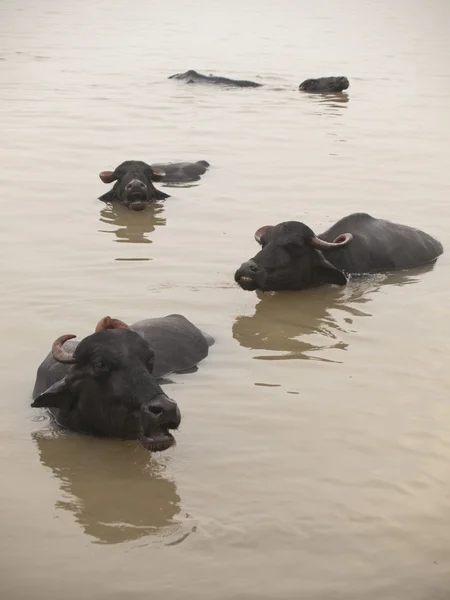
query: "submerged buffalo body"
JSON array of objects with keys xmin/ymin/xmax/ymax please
[
  {"xmin": 299, "ymin": 76, "xmax": 349, "ymax": 93},
  {"xmin": 169, "ymin": 69, "xmax": 262, "ymax": 88},
  {"xmin": 235, "ymin": 213, "xmax": 443, "ymax": 292},
  {"xmin": 32, "ymin": 315, "xmax": 214, "ymax": 451},
  {"xmin": 152, "ymin": 160, "xmax": 210, "ymax": 183}
]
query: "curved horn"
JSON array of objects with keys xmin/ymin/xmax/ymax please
[
  {"xmin": 95, "ymin": 316, "xmax": 129, "ymax": 332},
  {"xmin": 254, "ymin": 225, "xmax": 273, "ymax": 244},
  {"xmin": 52, "ymin": 334, "xmax": 77, "ymax": 364},
  {"xmin": 99, "ymin": 170, "xmax": 118, "ymax": 184},
  {"xmin": 309, "ymin": 232, "xmax": 353, "ymax": 251}
]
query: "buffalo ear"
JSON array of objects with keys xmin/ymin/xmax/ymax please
[
  {"xmin": 98, "ymin": 189, "xmax": 116, "ymax": 203},
  {"xmin": 316, "ymin": 259, "xmax": 348, "ymax": 286},
  {"xmin": 31, "ymin": 379, "xmax": 72, "ymax": 409},
  {"xmin": 99, "ymin": 170, "xmax": 117, "ymax": 184},
  {"xmin": 254, "ymin": 225, "xmax": 273, "ymax": 245},
  {"xmin": 150, "ymin": 167, "xmax": 166, "ymax": 182},
  {"xmin": 154, "ymin": 188, "xmax": 170, "ymax": 200}
]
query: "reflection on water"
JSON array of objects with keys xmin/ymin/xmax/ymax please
[
  {"xmin": 233, "ymin": 265, "xmax": 436, "ymax": 362},
  {"xmin": 318, "ymin": 91, "xmax": 349, "ymax": 105},
  {"xmin": 98, "ymin": 204, "xmax": 166, "ymax": 244},
  {"xmin": 33, "ymin": 430, "xmax": 195, "ymax": 546},
  {"xmin": 305, "ymin": 90, "xmax": 349, "ymax": 110},
  {"xmin": 302, "ymin": 91, "xmax": 349, "ymax": 147},
  {"xmin": 233, "ymin": 288, "xmax": 353, "ymax": 363}
]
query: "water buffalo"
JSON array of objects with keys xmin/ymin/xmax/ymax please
[
  {"xmin": 235, "ymin": 213, "xmax": 443, "ymax": 292},
  {"xmin": 169, "ymin": 70, "xmax": 349, "ymax": 93},
  {"xmin": 299, "ymin": 76, "xmax": 349, "ymax": 93},
  {"xmin": 32, "ymin": 314, "xmax": 214, "ymax": 451},
  {"xmin": 98, "ymin": 159, "xmax": 210, "ymax": 210},
  {"xmin": 99, "ymin": 160, "xmax": 169, "ymax": 211},
  {"xmin": 169, "ymin": 69, "xmax": 262, "ymax": 88}
]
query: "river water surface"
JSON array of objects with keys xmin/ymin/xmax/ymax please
[{"xmin": 1, "ymin": 1, "xmax": 450, "ymax": 599}]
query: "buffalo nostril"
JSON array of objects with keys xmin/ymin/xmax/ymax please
[
  {"xmin": 143, "ymin": 395, "xmax": 180, "ymax": 427},
  {"xmin": 147, "ymin": 405, "xmax": 164, "ymax": 417}
]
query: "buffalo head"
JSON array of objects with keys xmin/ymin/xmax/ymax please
[
  {"xmin": 98, "ymin": 160, "xmax": 169, "ymax": 211},
  {"xmin": 32, "ymin": 317, "xmax": 180, "ymax": 452},
  {"xmin": 299, "ymin": 76, "xmax": 350, "ymax": 93},
  {"xmin": 234, "ymin": 221, "xmax": 353, "ymax": 292}
]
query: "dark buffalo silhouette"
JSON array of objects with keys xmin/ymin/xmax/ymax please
[
  {"xmin": 169, "ymin": 69, "xmax": 262, "ymax": 88},
  {"xmin": 32, "ymin": 315, "xmax": 214, "ymax": 451},
  {"xmin": 235, "ymin": 213, "xmax": 443, "ymax": 292},
  {"xmin": 299, "ymin": 76, "xmax": 349, "ymax": 93},
  {"xmin": 169, "ymin": 70, "xmax": 349, "ymax": 93},
  {"xmin": 98, "ymin": 159, "xmax": 210, "ymax": 211}
]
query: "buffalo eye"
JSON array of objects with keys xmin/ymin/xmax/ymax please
[
  {"xmin": 92, "ymin": 359, "xmax": 110, "ymax": 375},
  {"xmin": 284, "ymin": 240, "xmax": 306, "ymax": 256}
]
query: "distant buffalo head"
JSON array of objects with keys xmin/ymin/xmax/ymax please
[
  {"xmin": 299, "ymin": 76, "xmax": 349, "ymax": 93},
  {"xmin": 234, "ymin": 221, "xmax": 353, "ymax": 292},
  {"xmin": 32, "ymin": 317, "xmax": 180, "ymax": 452},
  {"xmin": 98, "ymin": 160, "xmax": 169, "ymax": 211}
]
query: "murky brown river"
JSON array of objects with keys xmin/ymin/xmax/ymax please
[{"xmin": 1, "ymin": 0, "xmax": 450, "ymax": 598}]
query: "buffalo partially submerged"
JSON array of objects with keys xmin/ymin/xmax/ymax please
[
  {"xmin": 32, "ymin": 314, "xmax": 214, "ymax": 451},
  {"xmin": 299, "ymin": 76, "xmax": 349, "ymax": 93},
  {"xmin": 169, "ymin": 69, "xmax": 262, "ymax": 88},
  {"xmin": 98, "ymin": 160, "xmax": 210, "ymax": 210},
  {"xmin": 99, "ymin": 161, "xmax": 169, "ymax": 211},
  {"xmin": 235, "ymin": 213, "xmax": 443, "ymax": 292},
  {"xmin": 169, "ymin": 70, "xmax": 349, "ymax": 93}
]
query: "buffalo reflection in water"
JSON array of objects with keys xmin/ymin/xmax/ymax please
[
  {"xmin": 233, "ymin": 265, "xmax": 437, "ymax": 363},
  {"xmin": 306, "ymin": 90, "xmax": 349, "ymax": 115},
  {"xmin": 32, "ymin": 430, "xmax": 194, "ymax": 545},
  {"xmin": 98, "ymin": 204, "xmax": 166, "ymax": 244}
]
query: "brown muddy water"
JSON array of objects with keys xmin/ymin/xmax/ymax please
[{"xmin": 1, "ymin": 1, "xmax": 450, "ymax": 598}]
